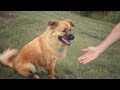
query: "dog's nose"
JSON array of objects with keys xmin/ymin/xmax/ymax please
[{"xmin": 68, "ymin": 34, "xmax": 75, "ymax": 40}]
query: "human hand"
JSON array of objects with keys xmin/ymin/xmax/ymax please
[{"xmin": 78, "ymin": 47, "xmax": 100, "ymax": 64}]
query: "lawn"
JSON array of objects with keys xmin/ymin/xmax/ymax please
[{"xmin": 0, "ymin": 11, "xmax": 120, "ymax": 79}]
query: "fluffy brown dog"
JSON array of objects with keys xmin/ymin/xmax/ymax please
[{"xmin": 0, "ymin": 19, "xmax": 75, "ymax": 79}]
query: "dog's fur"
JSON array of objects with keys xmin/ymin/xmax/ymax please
[{"xmin": 0, "ymin": 19, "xmax": 74, "ymax": 79}]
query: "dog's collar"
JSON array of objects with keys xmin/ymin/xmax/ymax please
[{"xmin": 58, "ymin": 48, "xmax": 64, "ymax": 53}]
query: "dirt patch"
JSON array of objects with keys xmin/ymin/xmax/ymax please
[{"xmin": 0, "ymin": 15, "xmax": 17, "ymax": 24}]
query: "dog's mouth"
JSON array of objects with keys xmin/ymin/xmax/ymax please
[
  {"xmin": 58, "ymin": 34, "xmax": 75, "ymax": 46},
  {"xmin": 58, "ymin": 36, "xmax": 71, "ymax": 45}
]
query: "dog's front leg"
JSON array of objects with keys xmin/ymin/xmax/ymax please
[{"xmin": 48, "ymin": 61, "xmax": 56, "ymax": 79}]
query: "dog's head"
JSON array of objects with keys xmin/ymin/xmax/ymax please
[{"xmin": 47, "ymin": 19, "xmax": 75, "ymax": 46}]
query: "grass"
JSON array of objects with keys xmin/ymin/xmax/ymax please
[{"xmin": 0, "ymin": 11, "xmax": 120, "ymax": 79}]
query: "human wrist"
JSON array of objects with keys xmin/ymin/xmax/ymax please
[{"xmin": 96, "ymin": 45, "xmax": 106, "ymax": 54}]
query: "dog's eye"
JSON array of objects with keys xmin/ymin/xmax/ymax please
[{"xmin": 63, "ymin": 29, "xmax": 66, "ymax": 32}]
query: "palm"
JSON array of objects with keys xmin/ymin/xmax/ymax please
[{"xmin": 78, "ymin": 47, "xmax": 99, "ymax": 64}]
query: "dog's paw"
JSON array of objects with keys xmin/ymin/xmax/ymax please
[
  {"xmin": 48, "ymin": 75, "xmax": 56, "ymax": 79},
  {"xmin": 34, "ymin": 74, "xmax": 40, "ymax": 79}
]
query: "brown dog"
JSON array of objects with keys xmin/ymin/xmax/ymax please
[{"xmin": 0, "ymin": 19, "xmax": 75, "ymax": 79}]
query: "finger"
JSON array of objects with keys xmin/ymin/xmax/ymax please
[
  {"xmin": 80, "ymin": 59, "xmax": 86, "ymax": 63},
  {"xmin": 81, "ymin": 48, "xmax": 88, "ymax": 52},
  {"xmin": 83, "ymin": 58, "xmax": 93, "ymax": 64},
  {"xmin": 79, "ymin": 57, "xmax": 88, "ymax": 63},
  {"xmin": 83, "ymin": 61, "xmax": 90, "ymax": 64},
  {"xmin": 78, "ymin": 55, "xmax": 86, "ymax": 61},
  {"xmin": 80, "ymin": 55, "xmax": 93, "ymax": 64}
]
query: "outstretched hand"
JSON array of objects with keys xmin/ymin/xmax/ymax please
[{"xmin": 78, "ymin": 47, "xmax": 100, "ymax": 64}]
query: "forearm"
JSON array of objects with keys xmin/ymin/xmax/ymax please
[{"xmin": 97, "ymin": 23, "xmax": 120, "ymax": 54}]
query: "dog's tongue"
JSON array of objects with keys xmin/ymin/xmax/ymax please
[{"xmin": 61, "ymin": 38, "xmax": 70, "ymax": 45}]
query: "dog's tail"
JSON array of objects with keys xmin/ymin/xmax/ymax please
[{"xmin": 0, "ymin": 48, "xmax": 18, "ymax": 68}]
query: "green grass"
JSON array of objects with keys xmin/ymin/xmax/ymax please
[{"xmin": 0, "ymin": 11, "xmax": 120, "ymax": 79}]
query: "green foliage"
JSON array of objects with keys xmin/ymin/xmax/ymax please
[{"xmin": 71, "ymin": 11, "xmax": 120, "ymax": 24}]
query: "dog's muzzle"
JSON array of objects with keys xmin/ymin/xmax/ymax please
[
  {"xmin": 58, "ymin": 34, "xmax": 75, "ymax": 46},
  {"xmin": 67, "ymin": 34, "xmax": 75, "ymax": 40}
]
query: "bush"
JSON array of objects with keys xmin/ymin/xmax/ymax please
[
  {"xmin": 103, "ymin": 11, "xmax": 120, "ymax": 24},
  {"xmin": 71, "ymin": 11, "xmax": 120, "ymax": 24}
]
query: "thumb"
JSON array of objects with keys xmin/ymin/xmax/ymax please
[{"xmin": 82, "ymin": 48, "xmax": 88, "ymax": 52}]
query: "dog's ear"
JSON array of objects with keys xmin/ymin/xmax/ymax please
[
  {"xmin": 66, "ymin": 19, "xmax": 74, "ymax": 27},
  {"xmin": 48, "ymin": 20, "xmax": 58, "ymax": 28}
]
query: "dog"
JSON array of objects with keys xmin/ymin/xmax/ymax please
[{"xmin": 0, "ymin": 19, "xmax": 75, "ymax": 79}]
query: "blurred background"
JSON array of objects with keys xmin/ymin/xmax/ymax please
[{"xmin": 71, "ymin": 11, "xmax": 120, "ymax": 24}]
